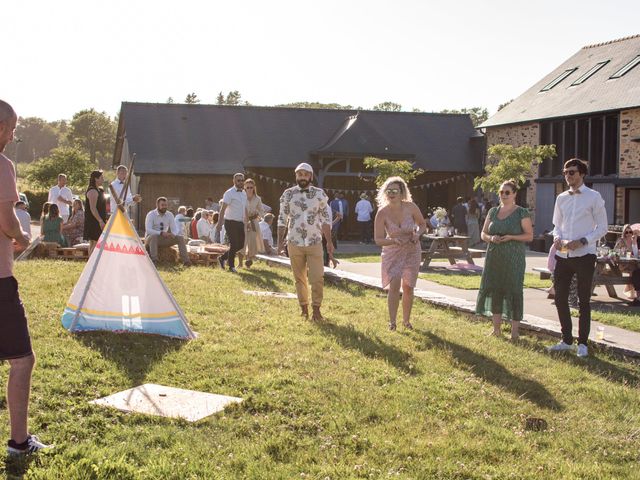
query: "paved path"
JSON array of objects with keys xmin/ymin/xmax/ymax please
[{"xmin": 260, "ymin": 242, "xmax": 640, "ymax": 357}]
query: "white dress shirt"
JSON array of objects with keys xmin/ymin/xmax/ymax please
[
  {"xmin": 221, "ymin": 187, "xmax": 247, "ymax": 222},
  {"xmin": 552, "ymin": 185, "xmax": 608, "ymax": 258},
  {"xmin": 109, "ymin": 180, "xmax": 134, "ymax": 213},
  {"xmin": 145, "ymin": 209, "xmax": 179, "ymax": 237},
  {"xmin": 197, "ymin": 217, "xmax": 212, "ymax": 239},
  {"xmin": 355, "ymin": 199, "xmax": 373, "ymax": 222},
  {"xmin": 48, "ymin": 185, "xmax": 73, "ymax": 219}
]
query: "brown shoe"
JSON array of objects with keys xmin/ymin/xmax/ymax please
[
  {"xmin": 312, "ymin": 306, "xmax": 324, "ymax": 322},
  {"xmin": 300, "ymin": 305, "xmax": 309, "ymax": 319}
]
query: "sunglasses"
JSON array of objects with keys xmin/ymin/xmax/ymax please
[
  {"xmin": 498, "ymin": 190, "xmax": 512, "ymax": 196},
  {"xmin": 625, "ymin": 231, "xmax": 633, "ymax": 235},
  {"xmin": 563, "ymin": 169, "xmax": 579, "ymax": 176},
  {"xmin": 245, "ymin": 186, "xmax": 254, "ymax": 189},
  {"xmin": 385, "ymin": 188, "xmax": 401, "ymax": 195}
]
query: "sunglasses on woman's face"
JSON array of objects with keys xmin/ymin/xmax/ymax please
[
  {"xmin": 625, "ymin": 231, "xmax": 633, "ymax": 235},
  {"xmin": 385, "ymin": 188, "xmax": 401, "ymax": 195},
  {"xmin": 498, "ymin": 190, "xmax": 512, "ymax": 196}
]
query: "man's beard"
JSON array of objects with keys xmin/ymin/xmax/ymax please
[
  {"xmin": 297, "ymin": 179, "xmax": 310, "ymax": 188},
  {"xmin": 158, "ymin": 208, "xmax": 167, "ymax": 214}
]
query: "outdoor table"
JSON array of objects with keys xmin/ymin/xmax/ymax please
[
  {"xmin": 594, "ymin": 256, "xmax": 638, "ymax": 298},
  {"xmin": 421, "ymin": 234, "xmax": 482, "ymax": 269}
]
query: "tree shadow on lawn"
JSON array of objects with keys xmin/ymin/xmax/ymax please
[
  {"xmin": 3, "ymin": 453, "xmax": 36, "ymax": 480},
  {"xmin": 76, "ymin": 331, "xmax": 186, "ymax": 386},
  {"xmin": 419, "ymin": 331, "xmax": 563, "ymax": 411},
  {"xmin": 238, "ymin": 268, "xmax": 292, "ymax": 293},
  {"xmin": 316, "ymin": 322, "xmax": 419, "ymax": 375}
]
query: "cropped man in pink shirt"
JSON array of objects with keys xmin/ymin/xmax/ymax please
[{"xmin": 0, "ymin": 100, "xmax": 52, "ymax": 455}]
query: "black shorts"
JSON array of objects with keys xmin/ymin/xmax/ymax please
[{"xmin": 0, "ymin": 276, "xmax": 33, "ymax": 360}]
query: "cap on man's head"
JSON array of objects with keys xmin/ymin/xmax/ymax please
[
  {"xmin": 360, "ymin": 193, "xmax": 368, "ymax": 199},
  {"xmin": 295, "ymin": 162, "xmax": 314, "ymax": 176}
]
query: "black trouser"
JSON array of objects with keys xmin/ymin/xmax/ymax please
[
  {"xmin": 221, "ymin": 219, "xmax": 245, "ymax": 268},
  {"xmin": 632, "ymin": 268, "xmax": 640, "ymax": 291},
  {"xmin": 358, "ymin": 220, "xmax": 371, "ymax": 243},
  {"xmin": 554, "ymin": 254, "xmax": 596, "ymax": 345}
]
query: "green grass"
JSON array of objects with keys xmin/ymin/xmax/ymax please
[
  {"xmin": 420, "ymin": 271, "xmax": 552, "ymax": 290},
  {"xmin": 334, "ymin": 253, "xmax": 381, "ymax": 263},
  {"xmin": 572, "ymin": 308, "xmax": 640, "ymax": 334},
  {"xmin": 2, "ymin": 260, "xmax": 640, "ymax": 479}
]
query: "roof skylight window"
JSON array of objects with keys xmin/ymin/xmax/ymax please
[
  {"xmin": 570, "ymin": 61, "xmax": 609, "ymax": 85},
  {"xmin": 540, "ymin": 68, "xmax": 577, "ymax": 92},
  {"xmin": 609, "ymin": 55, "xmax": 640, "ymax": 79}
]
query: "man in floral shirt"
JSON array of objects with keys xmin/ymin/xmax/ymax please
[{"xmin": 278, "ymin": 163, "xmax": 334, "ymax": 321}]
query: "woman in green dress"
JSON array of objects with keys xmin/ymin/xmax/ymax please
[
  {"xmin": 41, "ymin": 203, "xmax": 67, "ymax": 246},
  {"xmin": 476, "ymin": 180, "xmax": 533, "ymax": 340}
]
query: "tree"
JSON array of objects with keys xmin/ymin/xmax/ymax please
[
  {"xmin": 497, "ymin": 99, "xmax": 514, "ymax": 111},
  {"xmin": 373, "ymin": 102, "xmax": 402, "ymax": 112},
  {"xmin": 11, "ymin": 117, "xmax": 62, "ymax": 163},
  {"xmin": 25, "ymin": 146, "xmax": 96, "ymax": 191},
  {"xmin": 363, "ymin": 157, "xmax": 425, "ymax": 188},
  {"xmin": 185, "ymin": 93, "xmax": 200, "ymax": 104},
  {"xmin": 216, "ymin": 90, "xmax": 248, "ymax": 105},
  {"xmin": 66, "ymin": 109, "xmax": 116, "ymax": 168},
  {"xmin": 473, "ymin": 144, "xmax": 557, "ymax": 194},
  {"xmin": 166, "ymin": 97, "xmax": 175, "ymax": 104},
  {"xmin": 276, "ymin": 101, "xmax": 353, "ymax": 110},
  {"xmin": 439, "ymin": 107, "xmax": 489, "ymax": 127}
]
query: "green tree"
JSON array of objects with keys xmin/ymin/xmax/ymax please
[
  {"xmin": 373, "ymin": 102, "xmax": 402, "ymax": 112},
  {"xmin": 363, "ymin": 157, "xmax": 425, "ymax": 188},
  {"xmin": 185, "ymin": 93, "xmax": 200, "ymax": 104},
  {"xmin": 440, "ymin": 107, "xmax": 489, "ymax": 127},
  {"xmin": 25, "ymin": 146, "xmax": 96, "ymax": 191},
  {"xmin": 474, "ymin": 144, "xmax": 557, "ymax": 194},
  {"xmin": 276, "ymin": 101, "xmax": 353, "ymax": 110},
  {"xmin": 10, "ymin": 117, "xmax": 65, "ymax": 163},
  {"xmin": 67, "ymin": 109, "xmax": 116, "ymax": 168},
  {"xmin": 497, "ymin": 99, "xmax": 513, "ymax": 111},
  {"xmin": 216, "ymin": 90, "xmax": 248, "ymax": 105},
  {"xmin": 166, "ymin": 97, "xmax": 175, "ymax": 104}
]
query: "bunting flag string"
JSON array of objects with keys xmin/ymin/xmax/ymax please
[{"xmin": 245, "ymin": 171, "xmax": 470, "ymax": 195}]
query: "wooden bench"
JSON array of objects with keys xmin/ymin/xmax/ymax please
[{"xmin": 532, "ymin": 267, "xmax": 552, "ymax": 280}]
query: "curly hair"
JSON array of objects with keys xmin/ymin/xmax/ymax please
[{"xmin": 376, "ymin": 176, "xmax": 413, "ymax": 209}]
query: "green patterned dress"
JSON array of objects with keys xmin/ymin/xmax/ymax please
[{"xmin": 476, "ymin": 206, "xmax": 530, "ymax": 321}]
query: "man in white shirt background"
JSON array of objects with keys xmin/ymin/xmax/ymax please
[
  {"xmin": 109, "ymin": 165, "xmax": 141, "ymax": 215},
  {"xmin": 547, "ymin": 158, "xmax": 607, "ymax": 358},
  {"xmin": 47, "ymin": 173, "xmax": 73, "ymax": 222},
  {"xmin": 196, "ymin": 210, "xmax": 213, "ymax": 243},
  {"xmin": 216, "ymin": 173, "xmax": 247, "ymax": 273},
  {"xmin": 355, "ymin": 193, "xmax": 374, "ymax": 244},
  {"xmin": 144, "ymin": 196, "xmax": 190, "ymax": 266},
  {"xmin": 14, "ymin": 201, "xmax": 32, "ymax": 241}
]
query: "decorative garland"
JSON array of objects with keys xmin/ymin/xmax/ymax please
[{"xmin": 245, "ymin": 170, "xmax": 470, "ymax": 195}]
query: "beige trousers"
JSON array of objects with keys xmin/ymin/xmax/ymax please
[{"xmin": 288, "ymin": 243, "xmax": 324, "ymax": 307}]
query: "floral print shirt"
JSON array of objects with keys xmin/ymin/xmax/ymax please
[{"xmin": 278, "ymin": 185, "xmax": 331, "ymax": 246}]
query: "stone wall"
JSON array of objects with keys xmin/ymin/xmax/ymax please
[
  {"xmin": 619, "ymin": 108, "xmax": 640, "ymax": 178},
  {"xmin": 485, "ymin": 123, "xmax": 540, "ymax": 224}
]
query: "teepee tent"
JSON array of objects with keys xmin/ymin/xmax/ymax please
[{"xmin": 61, "ymin": 204, "xmax": 195, "ymax": 339}]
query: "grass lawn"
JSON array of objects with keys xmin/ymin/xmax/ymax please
[
  {"xmin": 572, "ymin": 308, "xmax": 640, "ymax": 334},
  {"xmin": 334, "ymin": 253, "xmax": 381, "ymax": 263},
  {"xmin": 420, "ymin": 271, "xmax": 552, "ymax": 290},
  {"xmin": 2, "ymin": 260, "xmax": 640, "ymax": 479}
]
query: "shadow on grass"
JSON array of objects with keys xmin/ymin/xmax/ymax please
[
  {"xmin": 325, "ymin": 278, "xmax": 367, "ymax": 297},
  {"xmin": 3, "ymin": 453, "xmax": 36, "ymax": 480},
  {"xmin": 76, "ymin": 331, "xmax": 186, "ymax": 386},
  {"xmin": 238, "ymin": 267, "xmax": 292, "ymax": 292},
  {"xmin": 420, "ymin": 331, "xmax": 563, "ymax": 411},
  {"xmin": 316, "ymin": 322, "xmax": 419, "ymax": 375}
]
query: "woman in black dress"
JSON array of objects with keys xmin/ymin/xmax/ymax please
[{"xmin": 83, "ymin": 170, "xmax": 107, "ymax": 254}]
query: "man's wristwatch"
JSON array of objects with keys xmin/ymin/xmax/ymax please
[{"xmin": 579, "ymin": 237, "xmax": 588, "ymax": 246}]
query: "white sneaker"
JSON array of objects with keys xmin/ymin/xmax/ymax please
[
  {"xmin": 576, "ymin": 344, "xmax": 588, "ymax": 358},
  {"xmin": 6, "ymin": 434, "xmax": 53, "ymax": 455},
  {"xmin": 547, "ymin": 341, "xmax": 574, "ymax": 352}
]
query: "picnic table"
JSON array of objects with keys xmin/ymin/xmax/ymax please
[{"xmin": 421, "ymin": 234, "xmax": 484, "ymax": 269}]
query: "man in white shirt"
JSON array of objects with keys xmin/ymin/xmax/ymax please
[
  {"xmin": 548, "ymin": 158, "xmax": 607, "ymax": 358},
  {"xmin": 355, "ymin": 193, "xmax": 374, "ymax": 244},
  {"xmin": 259, "ymin": 213, "xmax": 276, "ymax": 255},
  {"xmin": 48, "ymin": 173, "xmax": 73, "ymax": 222},
  {"xmin": 109, "ymin": 165, "xmax": 141, "ymax": 214},
  {"xmin": 173, "ymin": 206, "xmax": 189, "ymax": 238},
  {"xmin": 216, "ymin": 173, "xmax": 247, "ymax": 272},
  {"xmin": 196, "ymin": 210, "xmax": 212, "ymax": 242},
  {"xmin": 14, "ymin": 201, "xmax": 31, "ymax": 241},
  {"xmin": 144, "ymin": 196, "xmax": 191, "ymax": 266}
]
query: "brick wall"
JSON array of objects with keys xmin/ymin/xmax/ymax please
[
  {"xmin": 485, "ymin": 123, "xmax": 540, "ymax": 224},
  {"xmin": 619, "ymin": 108, "xmax": 640, "ymax": 178}
]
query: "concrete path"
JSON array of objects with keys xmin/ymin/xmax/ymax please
[{"xmin": 260, "ymin": 241, "xmax": 640, "ymax": 357}]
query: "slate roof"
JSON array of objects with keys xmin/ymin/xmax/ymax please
[
  {"xmin": 115, "ymin": 103, "xmax": 483, "ymax": 175},
  {"xmin": 481, "ymin": 34, "xmax": 640, "ymax": 128}
]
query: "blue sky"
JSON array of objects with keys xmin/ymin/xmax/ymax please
[{"xmin": 4, "ymin": 0, "xmax": 639, "ymax": 120}]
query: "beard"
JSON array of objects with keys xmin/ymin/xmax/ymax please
[
  {"xmin": 158, "ymin": 208, "xmax": 167, "ymax": 214},
  {"xmin": 296, "ymin": 178, "xmax": 310, "ymax": 188}
]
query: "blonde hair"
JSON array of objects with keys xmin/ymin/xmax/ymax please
[
  {"xmin": 244, "ymin": 178, "xmax": 257, "ymax": 195},
  {"xmin": 376, "ymin": 176, "xmax": 412, "ymax": 208}
]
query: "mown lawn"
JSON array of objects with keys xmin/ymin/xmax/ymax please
[
  {"xmin": 572, "ymin": 308, "xmax": 640, "ymax": 334},
  {"xmin": 2, "ymin": 260, "xmax": 640, "ymax": 479},
  {"xmin": 419, "ymin": 271, "xmax": 552, "ymax": 290}
]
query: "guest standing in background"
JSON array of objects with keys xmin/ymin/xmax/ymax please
[
  {"xmin": 451, "ymin": 196, "xmax": 467, "ymax": 235},
  {"xmin": 242, "ymin": 179, "xmax": 265, "ymax": 268},
  {"xmin": 216, "ymin": 173, "xmax": 247, "ymax": 272},
  {"xmin": 355, "ymin": 193, "xmax": 374, "ymax": 244},
  {"xmin": 83, "ymin": 170, "xmax": 107, "ymax": 255},
  {"xmin": 47, "ymin": 173, "xmax": 73, "ymax": 222},
  {"xmin": 466, "ymin": 198, "xmax": 481, "ymax": 246}
]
